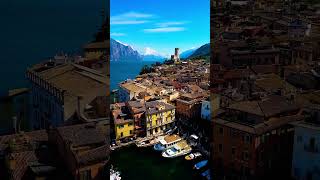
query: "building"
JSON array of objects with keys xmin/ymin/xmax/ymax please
[
  {"xmin": 118, "ymin": 81, "xmax": 148, "ymax": 102},
  {"xmin": 170, "ymin": 48, "xmax": 180, "ymax": 62},
  {"xmin": 218, "ymin": 41, "xmax": 280, "ymax": 69},
  {"xmin": 212, "ymin": 95, "xmax": 302, "ymax": 179},
  {"xmin": 111, "ymin": 103, "xmax": 135, "ymax": 140},
  {"xmin": 26, "ymin": 63, "xmax": 108, "ymax": 129},
  {"xmin": 176, "ymin": 93, "xmax": 207, "ymax": 120},
  {"xmin": 291, "ymin": 106, "xmax": 320, "ymax": 180},
  {"xmin": 83, "ymin": 41, "xmax": 108, "ymax": 60},
  {"xmin": 0, "ymin": 130, "xmax": 64, "ymax": 180},
  {"xmin": 212, "ymin": 93, "xmax": 221, "ymax": 117},
  {"xmin": 201, "ymin": 98, "xmax": 211, "ymax": 121},
  {"xmin": 0, "ymin": 88, "xmax": 30, "ymax": 135},
  {"xmin": 254, "ymin": 73, "xmax": 297, "ymax": 96},
  {"xmin": 145, "ymin": 101, "xmax": 176, "ymax": 136},
  {"xmin": 48, "ymin": 123, "xmax": 109, "ymax": 180},
  {"xmin": 126, "ymin": 100, "xmax": 148, "ymax": 137}
]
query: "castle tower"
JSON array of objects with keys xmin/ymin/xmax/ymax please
[
  {"xmin": 171, "ymin": 55, "xmax": 175, "ymax": 61},
  {"xmin": 174, "ymin": 48, "xmax": 180, "ymax": 60}
]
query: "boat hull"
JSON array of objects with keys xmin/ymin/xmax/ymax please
[
  {"xmin": 153, "ymin": 143, "xmax": 166, "ymax": 151},
  {"xmin": 162, "ymin": 149, "xmax": 192, "ymax": 158}
]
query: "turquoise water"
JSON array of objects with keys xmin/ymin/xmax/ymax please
[
  {"xmin": 110, "ymin": 60, "xmax": 158, "ymax": 90},
  {"xmin": 0, "ymin": 0, "xmax": 105, "ymax": 92}
]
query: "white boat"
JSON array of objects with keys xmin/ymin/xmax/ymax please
[
  {"xmin": 110, "ymin": 167, "xmax": 121, "ymax": 180},
  {"xmin": 185, "ymin": 152, "xmax": 202, "ymax": 160},
  {"xmin": 162, "ymin": 140, "xmax": 192, "ymax": 158},
  {"xmin": 153, "ymin": 134, "xmax": 182, "ymax": 151}
]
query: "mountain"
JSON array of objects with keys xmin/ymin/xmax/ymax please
[
  {"xmin": 143, "ymin": 55, "xmax": 166, "ymax": 61},
  {"xmin": 180, "ymin": 48, "xmax": 197, "ymax": 59},
  {"xmin": 189, "ymin": 43, "xmax": 210, "ymax": 58},
  {"xmin": 142, "ymin": 47, "xmax": 166, "ymax": 61},
  {"xmin": 110, "ymin": 38, "xmax": 143, "ymax": 61}
]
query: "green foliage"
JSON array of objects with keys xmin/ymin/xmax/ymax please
[
  {"xmin": 189, "ymin": 55, "xmax": 210, "ymax": 62},
  {"xmin": 139, "ymin": 65, "xmax": 155, "ymax": 75}
]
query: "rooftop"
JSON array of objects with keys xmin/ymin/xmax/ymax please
[
  {"xmin": 228, "ymin": 95, "xmax": 299, "ymax": 117},
  {"xmin": 163, "ymin": 134, "xmax": 181, "ymax": 144}
]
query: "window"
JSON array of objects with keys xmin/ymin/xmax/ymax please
[
  {"xmin": 119, "ymin": 125, "xmax": 124, "ymax": 129},
  {"xmin": 232, "ymin": 147, "xmax": 235, "ymax": 155},
  {"xmin": 230, "ymin": 129, "xmax": 238, "ymax": 137},
  {"xmin": 219, "ymin": 127, "xmax": 224, "ymax": 135},
  {"xmin": 120, "ymin": 132, "xmax": 123, "ymax": 137},
  {"xmin": 297, "ymin": 136, "xmax": 302, "ymax": 143},
  {"xmin": 244, "ymin": 135, "xmax": 252, "ymax": 144},
  {"xmin": 130, "ymin": 130, "xmax": 133, "ymax": 134},
  {"xmin": 242, "ymin": 151, "xmax": 249, "ymax": 161},
  {"xmin": 219, "ymin": 144, "xmax": 223, "ymax": 153},
  {"xmin": 128, "ymin": 122, "xmax": 133, "ymax": 126},
  {"xmin": 80, "ymin": 170, "xmax": 91, "ymax": 180},
  {"xmin": 310, "ymin": 137, "xmax": 315, "ymax": 150}
]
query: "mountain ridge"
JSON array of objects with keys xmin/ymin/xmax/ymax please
[{"xmin": 110, "ymin": 38, "xmax": 142, "ymax": 61}]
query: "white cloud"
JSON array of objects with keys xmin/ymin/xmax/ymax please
[
  {"xmin": 111, "ymin": 11, "xmax": 153, "ymax": 25},
  {"xmin": 119, "ymin": 12, "xmax": 153, "ymax": 18},
  {"xmin": 111, "ymin": 32, "xmax": 126, "ymax": 37},
  {"xmin": 143, "ymin": 20, "xmax": 189, "ymax": 33},
  {"xmin": 111, "ymin": 20, "xmax": 150, "ymax": 25},
  {"xmin": 156, "ymin": 21, "xmax": 188, "ymax": 27},
  {"xmin": 143, "ymin": 27, "xmax": 186, "ymax": 33}
]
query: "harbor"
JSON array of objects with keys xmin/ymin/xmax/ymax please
[
  {"xmin": 110, "ymin": 143, "xmax": 209, "ymax": 180},
  {"xmin": 109, "ymin": 124, "xmax": 211, "ymax": 180}
]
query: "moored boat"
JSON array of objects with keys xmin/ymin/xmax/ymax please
[
  {"xmin": 194, "ymin": 160, "xmax": 208, "ymax": 170},
  {"xmin": 185, "ymin": 152, "xmax": 202, "ymax": 160},
  {"xmin": 153, "ymin": 134, "xmax": 182, "ymax": 151},
  {"xmin": 201, "ymin": 169, "xmax": 211, "ymax": 180},
  {"xmin": 110, "ymin": 166, "xmax": 121, "ymax": 180},
  {"xmin": 162, "ymin": 140, "xmax": 192, "ymax": 158}
]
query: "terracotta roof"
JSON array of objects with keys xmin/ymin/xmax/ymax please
[
  {"xmin": 55, "ymin": 123, "xmax": 109, "ymax": 166},
  {"xmin": 77, "ymin": 144, "xmax": 109, "ymax": 166},
  {"xmin": 10, "ymin": 151, "xmax": 38, "ymax": 180},
  {"xmin": 214, "ymin": 114, "xmax": 304, "ymax": 135},
  {"xmin": 56, "ymin": 123, "xmax": 106, "ymax": 148},
  {"xmin": 228, "ymin": 95, "xmax": 299, "ymax": 117}
]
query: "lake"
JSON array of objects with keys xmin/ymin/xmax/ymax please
[{"xmin": 110, "ymin": 60, "xmax": 159, "ymax": 90}]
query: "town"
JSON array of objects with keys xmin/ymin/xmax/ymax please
[
  {"xmin": 0, "ymin": 18, "xmax": 110, "ymax": 179},
  {"xmin": 211, "ymin": 0, "xmax": 320, "ymax": 179},
  {"xmin": 110, "ymin": 48, "xmax": 211, "ymax": 178}
]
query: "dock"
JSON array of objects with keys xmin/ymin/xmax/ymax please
[{"xmin": 111, "ymin": 133, "xmax": 164, "ymax": 150}]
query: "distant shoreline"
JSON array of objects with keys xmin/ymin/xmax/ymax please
[{"xmin": 110, "ymin": 60, "xmax": 159, "ymax": 91}]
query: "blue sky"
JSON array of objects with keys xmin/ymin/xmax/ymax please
[{"xmin": 110, "ymin": 0, "xmax": 210, "ymax": 57}]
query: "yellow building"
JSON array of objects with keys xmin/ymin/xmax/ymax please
[
  {"xmin": 145, "ymin": 101, "xmax": 176, "ymax": 137},
  {"xmin": 115, "ymin": 119, "xmax": 134, "ymax": 140},
  {"xmin": 111, "ymin": 103, "xmax": 135, "ymax": 140}
]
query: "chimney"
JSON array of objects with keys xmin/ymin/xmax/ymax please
[
  {"xmin": 12, "ymin": 116, "xmax": 17, "ymax": 134},
  {"xmin": 77, "ymin": 96, "xmax": 83, "ymax": 118}
]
